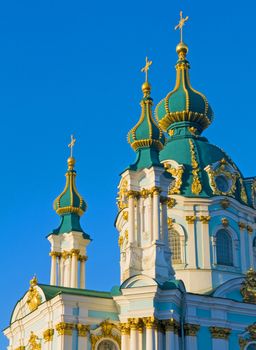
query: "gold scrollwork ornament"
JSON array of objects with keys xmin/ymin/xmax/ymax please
[{"xmin": 27, "ymin": 277, "xmax": 42, "ymax": 312}]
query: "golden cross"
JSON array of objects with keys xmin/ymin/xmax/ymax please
[
  {"xmin": 175, "ymin": 11, "xmax": 189, "ymax": 43},
  {"xmin": 68, "ymin": 134, "xmax": 76, "ymax": 157},
  {"xmin": 141, "ymin": 57, "xmax": 152, "ymax": 82}
]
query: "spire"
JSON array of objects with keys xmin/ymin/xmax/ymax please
[
  {"xmin": 155, "ymin": 12, "xmax": 213, "ymax": 137},
  {"xmin": 127, "ymin": 57, "xmax": 165, "ymax": 170},
  {"xmin": 51, "ymin": 136, "xmax": 89, "ymax": 236}
]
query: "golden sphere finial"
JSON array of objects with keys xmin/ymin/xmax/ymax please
[
  {"xmin": 176, "ymin": 42, "xmax": 188, "ymax": 60},
  {"xmin": 67, "ymin": 156, "xmax": 76, "ymax": 170},
  {"xmin": 142, "ymin": 81, "xmax": 151, "ymax": 96}
]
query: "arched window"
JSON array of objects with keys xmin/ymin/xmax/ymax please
[
  {"xmin": 246, "ymin": 342, "xmax": 256, "ymax": 350},
  {"xmin": 169, "ymin": 228, "xmax": 182, "ymax": 264},
  {"xmin": 97, "ymin": 340, "xmax": 118, "ymax": 350},
  {"xmin": 216, "ymin": 229, "xmax": 233, "ymax": 266}
]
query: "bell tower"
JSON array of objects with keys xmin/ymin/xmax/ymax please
[
  {"xmin": 116, "ymin": 59, "xmax": 175, "ymax": 284},
  {"xmin": 47, "ymin": 137, "xmax": 91, "ymax": 288}
]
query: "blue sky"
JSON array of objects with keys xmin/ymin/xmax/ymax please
[{"xmin": 1, "ymin": 0, "xmax": 256, "ymax": 347}]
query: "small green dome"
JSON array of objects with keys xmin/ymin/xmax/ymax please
[
  {"xmin": 155, "ymin": 43, "xmax": 213, "ymax": 135},
  {"xmin": 53, "ymin": 157, "xmax": 87, "ymax": 216},
  {"xmin": 128, "ymin": 82, "xmax": 165, "ymax": 151},
  {"xmin": 51, "ymin": 156, "xmax": 89, "ymax": 237}
]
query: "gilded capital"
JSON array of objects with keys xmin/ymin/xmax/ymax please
[
  {"xmin": 119, "ymin": 322, "xmax": 130, "ymax": 335},
  {"xmin": 15, "ymin": 347, "xmax": 25, "ymax": 350},
  {"xmin": 163, "ymin": 319, "xmax": 179, "ymax": 334},
  {"xmin": 186, "ymin": 216, "xmax": 196, "ymax": 224},
  {"xmin": 199, "ymin": 215, "xmax": 211, "ymax": 224},
  {"xmin": 209, "ymin": 326, "xmax": 231, "ymax": 339},
  {"xmin": 128, "ymin": 318, "xmax": 142, "ymax": 330},
  {"xmin": 160, "ymin": 196, "xmax": 169, "ymax": 205},
  {"xmin": 168, "ymin": 218, "xmax": 174, "ymax": 229},
  {"xmin": 247, "ymin": 225, "xmax": 253, "ymax": 234},
  {"xmin": 49, "ymin": 251, "xmax": 60, "ymax": 258},
  {"xmin": 150, "ymin": 186, "xmax": 161, "ymax": 196},
  {"xmin": 43, "ymin": 328, "xmax": 54, "ymax": 342},
  {"xmin": 142, "ymin": 316, "xmax": 157, "ymax": 329},
  {"xmin": 184, "ymin": 323, "xmax": 200, "ymax": 336},
  {"xmin": 77, "ymin": 324, "xmax": 90, "ymax": 337},
  {"xmin": 238, "ymin": 222, "xmax": 246, "ymax": 230},
  {"xmin": 55, "ymin": 322, "xmax": 74, "ymax": 336},
  {"xmin": 79, "ymin": 255, "xmax": 88, "ymax": 262},
  {"xmin": 71, "ymin": 249, "xmax": 80, "ymax": 257}
]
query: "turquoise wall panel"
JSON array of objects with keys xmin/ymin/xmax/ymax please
[
  {"xmin": 88, "ymin": 310, "xmax": 119, "ymax": 320},
  {"xmin": 197, "ymin": 326, "xmax": 212, "ymax": 350}
]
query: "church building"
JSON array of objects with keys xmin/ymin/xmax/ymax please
[{"xmin": 4, "ymin": 12, "xmax": 256, "ymax": 350}]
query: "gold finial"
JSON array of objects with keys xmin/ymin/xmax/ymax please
[
  {"xmin": 68, "ymin": 134, "xmax": 76, "ymax": 158},
  {"xmin": 141, "ymin": 57, "xmax": 152, "ymax": 83},
  {"xmin": 175, "ymin": 11, "xmax": 189, "ymax": 43}
]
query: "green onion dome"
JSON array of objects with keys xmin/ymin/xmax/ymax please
[
  {"xmin": 127, "ymin": 82, "xmax": 165, "ymax": 170},
  {"xmin": 51, "ymin": 157, "xmax": 89, "ymax": 235},
  {"xmin": 155, "ymin": 42, "xmax": 213, "ymax": 136},
  {"xmin": 128, "ymin": 82, "xmax": 165, "ymax": 151}
]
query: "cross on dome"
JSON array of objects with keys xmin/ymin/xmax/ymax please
[{"xmin": 174, "ymin": 11, "xmax": 189, "ymax": 43}]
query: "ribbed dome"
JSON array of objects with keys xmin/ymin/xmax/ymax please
[
  {"xmin": 54, "ymin": 157, "xmax": 87, "ymax": 216},
  {"xmin": 155, "ymin": 43, "xmax": 213, "ymax": 136},
  {"xmin": 128, "ymin": 82, "xmax": 165, "ymax": 152}
]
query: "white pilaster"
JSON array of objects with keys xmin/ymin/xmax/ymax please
[
  {"xmin": 80, "ymin": 256, "xmax": 86, "ymax": 289},
  {"xmin": 128, "ymin": 193, "xmax": 135, "ymax": 243},
  {"xmin": 77, "ymin": 324, "xmax": 89, "ymax": 350},
  {"xmin": 71, "ymin": 249, "xmax": 80, "ymax": 288},
  {"xmin": 240, "ymin": 229, "xmax": 247, "ymax": 272},
  {"xmin": 130, "ymin": 328, "xmax": 138, "ymax": 350},
  {"xmin": 211, "ymin": 339, "xmax": 229, "ymax": 350},
  {"xmin": 146, "ymin": 327, "xmax": 155, "ymax": 350},
  {"xmin": 200, "ymin": 219, "xmax": 211, "ymax": 269},
  {"xmin": 50, "ymin": 252, "xmax": 57, "ymax": 285},
  {"xmin": 152, "ymin": 188, "xmax": 160, "ymax": 241},
  {"xmin": 186, "ymin": 217, "xmax": 197, "ymax": 268}
]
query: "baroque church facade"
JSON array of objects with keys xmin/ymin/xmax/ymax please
[{"xmin": 4, "ymin": 13, "xmax": 256, "ymax": 350}]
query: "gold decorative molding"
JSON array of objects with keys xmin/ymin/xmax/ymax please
[
  {"xmin": 43, "ymin": 329, "xmax": 54, "ymax": 342},
  {"xmin": 240, "ymin": 268, "xmax": 256, "ymax": 304},
  {"xmin": 142, "ymin": 316, "xmax": 157, "ymax": 329},
  {"xmin": 167, "ymin": 197, "xmax": 176, "ymax": 208},
  {"xmin": 221, "ymin": 198, "xmax": 230, "ymax": 209},
  {"xmin": 91, "ymin": 320, "xmax": 120, "ymax": 350},
  {"xmin": 164, "ymin": 163, "xmax": 184, "ymax": 195},
  {"xmin": 78, "ymin": 255, "xmax": 88, "ymax": 262},
  {"xmin": 184, "ymin": 323, "xmax": 200, "ymax": 336},
  {"xmin": 122, "ymin": 211, "xmax": 128, "ymax": 221},
  {"xmin": 189, "ymin": 139, "xmax": 202, "ymax": 195},
  {"xmin": 199, "ymin": 215, "xmax": 211, "ymax": 224},
  {"xmin": 168, "ymin": 218, "xmax": 174, "ymax": 229},
  {"xmin": 209, "ymin": 326, "xmax": 231, "ymax": 339},
  {"xmin": 117, "ymin": 179, "xmax": 128, "ymax": 211},
  {"xmin": 118, "ymin": 235, "xmax": 124, "ymax": 247},
  {"xmin": 221, "ymin": 217, "xmax": 229, "ymax": 227},
  {"xmin": 27, "ymin": 277, "xmax": 42, "ymax": 312},
  {"xmin": 239, "ymin": 177, "xmax": 248, "ymax": 204},
  {"xmin": 186, "ymin": 215, "xmax": 196, "ymax": 224},
  {"xmin": 150, "ymin": 186, "xmax": 161, "ymax": 196},
  {"xmin": 247, "ymin": 323, "xmax": 256, "ymax": 340},
  {"xmin": 141, "ymin": 188, "xmax": 150, "ymax": 198},
  {"xmin": 15, "ymin": 347, "xmax": 25, "ymax": 350},
  {"xmin": 77, "ymin": 324, "xmax": 90, "ymax": 337},
  {"xmin": 251, "ymin": 179, "xmax": 256, "ymax": 209},
  {"xmin": 55, "ymin": 322, "xmax": 74, "ymax": 336},
  {"xmin": 49, "ymin": 251, "xmax": 61, "ymax": 258},
  {"xmin": 28, "ymin": 332, "xmax": 41, "ymax": 350},
  {"xmin": 160, "ymin": 196, "xmax": 169, "ymax": 205},
  {"xmin": 238, "ymin": 222, "xmax": 246, "ymax": 230}
]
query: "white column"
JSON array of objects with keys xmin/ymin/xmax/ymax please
[
  {"xmin": 59, "ymin": 255, "xmax": 65, "ymax": 286},
  {"xmin": 80, "ymin": 256, "xmax": 86, "ymax": 289},
  {"xmin": 152, "ymin": 187, "xmax": 160, "ymax": 241},
  {"xmin": 56, "ymin": 323, "xmax": 74, "ymax": 350},
  {"xmin": 50, "ymin": 252, "xmax": 57, "ymax": 285},
  {"xmin": 128, "ymin": 192, "xmax": 135, "ymax": 243},
  {"xmin": 165, "ymin": 324, "xmax": 176, "ymax": 350},
  {"xmin": 121, "ymin": 330, "xmax": 130, "ymax": 350},
  {"xmin": 138, "ymin": 328, "xmax": 143, "ymax": 350},
  {"xmin": 186, "ymin": 217, "xmax": 197, "ymax": 268},
  {"xmin": 71, "ymin": 249, "xmax": 80, "ymax": 288},
  {"xmin": 161, "ymin": 200, "xmax": 168, "ymax": 244},
  {"xmin": 146, "ymin": 327, "xmax": 155, "ymax": 350},
  {"xmin": 148, "ymin": 196, "xmax": 153, "ymax": 241},
  {"xmin": 135, "ymin": 197, "xmax": 140, "ymax": 243},
  {"xmin": 77, "ymin": 324, "xmax": 89, "ymax": 350},
  {"xmin": 200, "ymin": 218, "xmax": 211, "ymax": 269},
  {"xmin": 130, "ymin": 328, "xmax": 138, "ymax": 349},
  {"xmin": 184, "ymin": 324, "xmax": 199, "ymax": 349}
]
